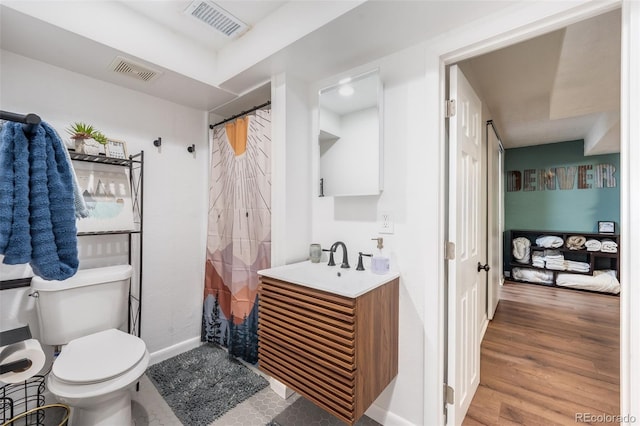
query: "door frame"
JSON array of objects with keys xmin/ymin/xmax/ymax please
[
  {"xmin": 486, "ymin": 120, "xmax": 503, "ymax": 321},
  {"xmin": 437, "ymin": 1, "xmax": 638, "ymax": 425}
]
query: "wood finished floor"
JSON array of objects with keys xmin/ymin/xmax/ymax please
[{"xmin": 464, "ymin": 281, "xmax": 620, "ymax": 426}]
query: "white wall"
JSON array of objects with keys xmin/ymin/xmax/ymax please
[
  {"xmin": 0, "ymin": 50, "xmax": 208, "ymax": 359},
  {"xmin": 621, "ymin": 1, "xmax": 640, "ymax": 423},
  {"xmin": 310, "ymin": 46, "xmax": 433, "ymax": 426},
  {"xmin": 271, "ymin": 73, "xmax": 312, "ymax": 267}
]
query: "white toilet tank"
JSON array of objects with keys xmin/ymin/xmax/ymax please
[{"xmin": 31, "ymin": 265, "xmax": 133, "ymax": 346}]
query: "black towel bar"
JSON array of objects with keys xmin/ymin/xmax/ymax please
[{"xmin": 0, "ymin": 110, "xmax": 42, "ymax": 135}]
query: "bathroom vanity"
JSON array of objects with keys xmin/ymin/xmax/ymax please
[{"xmin": 257, "ymin": 262, "xmax": 399, "ymax": 425}]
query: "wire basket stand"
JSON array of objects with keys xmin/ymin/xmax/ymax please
[
  {"xmin": 1, "ymin": 375, "xmax": 44, "ymax": 425},
  {"xmin": 0, "ymin": 376, "xmax": 68, "ymax": 426}
]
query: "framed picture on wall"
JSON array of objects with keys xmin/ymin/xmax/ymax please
[{"xmin": 598, "ymin": 221, "xmax": 616, "ymax": 234}]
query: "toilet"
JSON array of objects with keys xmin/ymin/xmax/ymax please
[{"xmin": 31, "ymin": 265, "xmax": 149, "ymax": 425}]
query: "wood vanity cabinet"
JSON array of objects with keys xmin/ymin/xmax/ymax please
[{"xmin": 258, "ymin": 276, "xmax": 399, "ymax": 425}]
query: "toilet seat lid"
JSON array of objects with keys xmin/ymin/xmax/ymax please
[{"xmin": 53, "ymin": 329, "xmax": 146, "ymax": 384}]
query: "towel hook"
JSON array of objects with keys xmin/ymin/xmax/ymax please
[
  {"xmin": 153, "ymin": 137, "xmax": 162, "ymax": 147},
  {"xmin": 187, "ymin": 144, "xmax": 195, "ymax": 153}
]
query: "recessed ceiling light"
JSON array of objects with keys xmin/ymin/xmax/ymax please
[{"xmin": 339, "ymin": 85, "xmax": 354, "ymax": 96}]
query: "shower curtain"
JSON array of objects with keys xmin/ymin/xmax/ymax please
[{"xmin": 202, "ymin": 109, "xmax": 271, "ymax": 364}]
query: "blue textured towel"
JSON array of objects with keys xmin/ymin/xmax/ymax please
[{"xmin": 0, "ymin": 121, "xmax": 78, "ymax": 280}]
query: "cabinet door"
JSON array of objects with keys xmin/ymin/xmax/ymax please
[{"xmin": 258, "ymin": 278, "xmax": 357, "ymax": 423}]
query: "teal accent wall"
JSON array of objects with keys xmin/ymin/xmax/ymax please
[{"xmin": 505, "ymin": 140, "xmax": 620, "ymax": 233}]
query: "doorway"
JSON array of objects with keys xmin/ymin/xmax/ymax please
[{"xmin": 443, "ymin": 5, "xmax": 628, "ymax": 426}]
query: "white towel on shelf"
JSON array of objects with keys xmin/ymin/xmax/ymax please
[
  {"xmin": 556, "ymin": 270, "xmax": 620, "ymax": 294},
  {"xmin": 585, "ymin": 239, "xmax": 602, "ymax": 251},
  {"xmin": 531, "ymin": 251, "xmax": 545, "ymax": 268},
  {"xmin": 512, "ymin": 237, "xmax": 531, "ymax": 264},
  {"xmin": 512, "ymin": 267, "xmax": 554, "ymax": 284},
  {"xmin": 536, "ymin": 235, "xmax": 564, "ymax": 248},
  {"xmin": 601, "ymin": 239, "xmax": 618, "ymax": 253},
  {"xmin": 545, "ymin": 261, "xmax": 566, "ymax": 271},
  {"xmin": 565, "ymin": 260, "xmax": 590, "ymax": 272},
  {"xmin": 543, "ymin": 249, "xmax": 563, "ymax": 259}
]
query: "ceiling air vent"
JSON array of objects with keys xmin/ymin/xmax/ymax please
[
  {"xmin": 184, "ymin": 0, "xmax": 249, "ymax": 38},
  {"xmin": 109, "ymin": 57, "xmax": 162, "ymax": 82}
]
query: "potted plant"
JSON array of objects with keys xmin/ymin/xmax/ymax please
[{"xmin": 66, "ymin": 122, "xmax": 107, "ymax": 155}]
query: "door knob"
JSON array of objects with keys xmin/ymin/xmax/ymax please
[{"xmin": 477, "ymin": 262, "xmax": 490, "ymax": 272}]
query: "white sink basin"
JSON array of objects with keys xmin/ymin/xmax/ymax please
[{"xmin": 258, "ymin": 260, "xmax": 399, "ymax": 298}]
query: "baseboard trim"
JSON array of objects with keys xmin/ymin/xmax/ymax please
[
  {"xmin": 480, "ymin": 317, "xmax": 489, "ymax": 340},
  {"xmin": 149, "ymin": 337, "xmax": 202, "ymax": 365},
  {"xmin": 365, "ymin": 404, "xmax": 414, "ymax": 426}
]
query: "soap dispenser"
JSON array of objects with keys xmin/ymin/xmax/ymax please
[{"xmin": 370, "ymin": 237, "xmax": 390, "ymax": 275}]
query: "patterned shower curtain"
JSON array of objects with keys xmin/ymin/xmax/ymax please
[{"xmin": 202, "ymin": 109, "xmax": 271, "ymax": 364}]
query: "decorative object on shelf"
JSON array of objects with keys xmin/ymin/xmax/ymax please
[
  {"xmin": 73, "ymin": 162, "xmax": 135, "ymax": 233},
  {"xmin": 598, "ymin": 220, "xmax": 616, "ymax": 234},
  {"xmin": 105, "ymin": 138, "xmax": 128, "ymax": 159},
  {"xmin": 66, "ymin": 122, "xmax": 106, "ymax": 155}
]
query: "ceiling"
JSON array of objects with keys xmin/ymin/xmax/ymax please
[
  {"xmin": 459, "ymin": 9, "xmax": 621, "ymax": 153},
  {"xmin": 0, "ymin": 1, "xmax": 622, "ymax": 152},
  {"xmin": 118, "ymin": 1, "xmax": 286, "ymax": 52}
]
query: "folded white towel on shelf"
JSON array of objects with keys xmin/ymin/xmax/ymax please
[
  {"xmin": 546, "ymin": 262, "xmax": 566, "ymax": 271},
  {"xmin": 512, "ymin": 237, "xmax": 531, "ymax": 263},
  {"xmin": 565, "ymin": 260, "xmax": 590, "ymax": 272},
  {"xmin": 536, "ymin": 235, "xmax": 564, "ymax": 248},
  {"xmin": 512, "ymin": 267, "xmax": 554, "ymax": 284},
  {"xmin": 531, "ymin": 251, "xmax": 545, "ymax": 268},
  {"xmin": 601, "ymin": 239, "xmax": 618, "ymax": 253},
  {"xmin": 543, "ymin": 249, "xmax": 563, "ymax": 259},
  {"xmin": 585, "ymin": 239, "xmax": 602, "ymax": 251}
]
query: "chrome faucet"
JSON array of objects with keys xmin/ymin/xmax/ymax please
[{"xmin": 329, "ymin": 241, "xmax": 350, "ymax": 269}]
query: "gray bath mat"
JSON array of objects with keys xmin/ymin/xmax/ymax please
[{"xmin": 147, "ymin": 344, "xmax": 268, "ymax": 425}]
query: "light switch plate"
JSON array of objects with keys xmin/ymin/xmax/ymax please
[{"xmin": 378, "ymin": 211, "xmax": 394, "ymax": 234}]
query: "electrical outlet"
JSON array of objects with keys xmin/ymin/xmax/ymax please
[{"xmin": 378, "ymin": 211, "xmax": 394, "ymax": 234}]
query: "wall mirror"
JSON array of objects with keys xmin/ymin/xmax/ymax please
[{"xmin": 318, "ymin": 69, "xmax": 382, "ymax": 197}]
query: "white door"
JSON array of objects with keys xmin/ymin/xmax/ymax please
[
  {"xmin": 487, "ymin": 122, "xmax": 503, "ymax": 319},
  {"xmin": 447, "ymin": 65, "xmax": 483, "ymax": 426}
]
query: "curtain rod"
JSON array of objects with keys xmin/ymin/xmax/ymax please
[
  {"xmin": 487, "ymin": 120, "xmax": 504, "ymax": 152},
  {"xmin": 487, "ymin": 119, "xmax": 505, "ymax": 144},
  {"xmin": 0, "ymin": 110, "xmax": 42, "ymax": 135},
  {"xmin": 209, "ymin": 101, "xmax": 271, "ymax": 129}
]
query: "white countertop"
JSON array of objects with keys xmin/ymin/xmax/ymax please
[{"xmin": 258, "ymin": 260, "xmax": 399, "ymax": 298}]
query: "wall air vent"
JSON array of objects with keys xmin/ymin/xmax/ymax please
[
  {"xmin": 109, "ymin": 57, "xmax": 162, "ymax": 82},
  {"xmin": 184, "ymin": 0, "xmax": 249, "ymax": 38}
]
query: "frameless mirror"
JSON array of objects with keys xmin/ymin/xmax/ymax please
[{"xmin": 318, "ymin": 69, "xmax": 382, "ymax": 196}]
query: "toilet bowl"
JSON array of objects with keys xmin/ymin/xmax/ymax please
[{"xmin": 47, "ymin": 329, "xmax": 150, "ymax": 426}]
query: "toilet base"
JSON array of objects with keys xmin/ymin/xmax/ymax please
[{"xmin": 69, "ymin": 391, "xmax": 132, "ymax": 426}]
